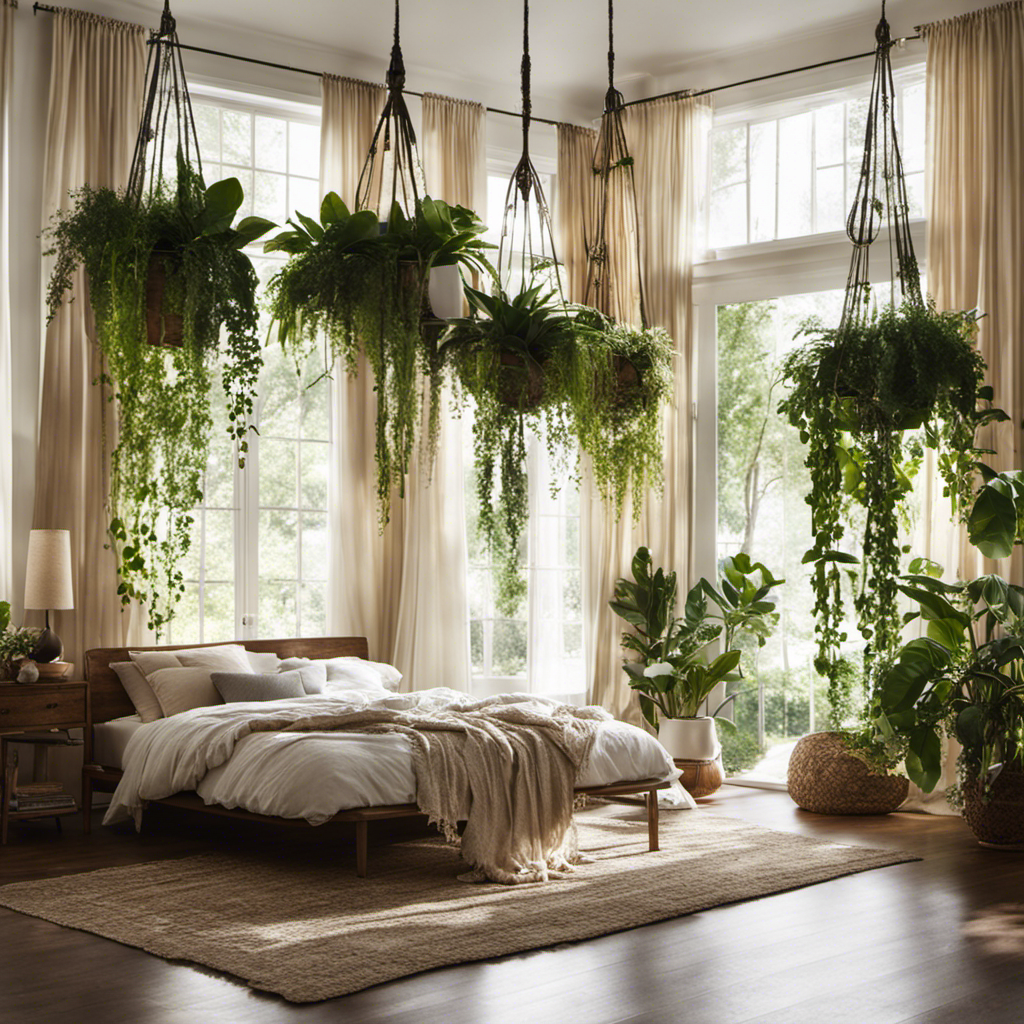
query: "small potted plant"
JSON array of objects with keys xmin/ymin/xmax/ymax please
[
  {"xmin": 0, "ymin": 603, "xmax": 39, "ymax": 682},
  {"xmin": 609, "ymin": 546, "xmax": 783, "ymax": 796}
]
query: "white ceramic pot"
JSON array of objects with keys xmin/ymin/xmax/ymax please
[
  {"xmin": 427, "ymin": 263, "xmax": 463, "ymax": 319},
  {"xmin": 657, "ymin": 716, "xmax": 721, "ymax": 761}
]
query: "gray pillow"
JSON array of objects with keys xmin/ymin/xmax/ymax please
[{"xmin": 211, "ymin": 669, "xmax": 307, "ymax": 703}]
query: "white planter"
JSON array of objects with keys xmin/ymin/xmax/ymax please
[
  {"xmin": 657, "ymin": 716, "xmax": 721, "ymax": 761},
  {"xmin": 427, "ymin": 264, "xmax": 463, "ymax": 319}
]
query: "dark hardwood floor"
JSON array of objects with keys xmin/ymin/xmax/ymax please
[{"xmin": 1, "ymin": 788, "xmax": 1022, "ymax": 1024}]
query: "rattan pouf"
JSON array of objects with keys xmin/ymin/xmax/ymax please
[
  {"xmin": 962, "ymin": 769, "xmax": 1024, "ymax": 849},
  {"xmin": 788, "ymin": 732, "xmax": 908, "ymax": 815}
]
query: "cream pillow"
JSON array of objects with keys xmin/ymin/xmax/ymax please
[
  {"xmin": 246, "ymin": 651, "xmax": 281, "ymax": 673},
  {"xmin": 172, "ymin": 644, "xmax": 253, "ymax": 674},
  {"xmin": 128, "ymin": 650, "xmax": 182, "ymax": 675},
  {"xmin": 110, "ymin": 661, "xmax": 163, "ymax": 723},
  {"xmin": 146, "ymin": 667, "xmax": 223, "ymax": 718}
]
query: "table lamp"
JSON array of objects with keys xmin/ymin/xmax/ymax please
[{"xmin": 23, "ymin": 529, "xmax": 74, "ymax": 664}]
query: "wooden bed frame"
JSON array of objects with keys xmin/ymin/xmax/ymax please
[{"xmin": 83, "ymin": 636, "xmax": 669, "ymax": 876}]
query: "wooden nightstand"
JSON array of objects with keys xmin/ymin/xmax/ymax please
[{"xmin": 0, "ymin": 680, "xmax": 89, "ymax": 844}]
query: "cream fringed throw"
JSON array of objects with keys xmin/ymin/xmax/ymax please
[{"xmin": 250, "ymin": 697, "xmax": 608, "ymax": 884}]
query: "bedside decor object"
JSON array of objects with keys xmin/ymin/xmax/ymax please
[
  {"xmin": 23, "ymin": 529, "xmax": 73, "ymax": 664},
  {"xmin": 15, "ymin": 662, "xmax": 38, "ymax": 684},
  {"xmin": 0, "ymin": 602, "xmax": 37, "ymax": 682}
]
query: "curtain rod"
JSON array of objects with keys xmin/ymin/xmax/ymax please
[{"xmin": 32, "ymin": 2, "xmax": 922, "ymax": 124}]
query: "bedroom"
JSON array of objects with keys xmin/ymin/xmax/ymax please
[{"xmin": 1, "ymin": 0, "xmax": 1023, "ymax": 1019}]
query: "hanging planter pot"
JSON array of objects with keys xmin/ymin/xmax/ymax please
[
  {"xmin": 496, "ymin": 351, "xmax": 546, "ymax": 410},
  {"xmin": 144, "ymin": 251, "xmax": 184, "ymax": 348}
]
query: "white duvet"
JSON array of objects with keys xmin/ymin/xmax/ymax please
[{"xmin": 104, "ymin": 687, "xmax": 681, "ymax": 827}]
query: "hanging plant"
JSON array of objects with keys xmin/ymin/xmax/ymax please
[
  {"xmin": 44, "ymin": 4, "xmax": 273, "ymax": 637},
  {"xmin": 572, "ymin": 318, "xmax": 674, "ymax": 519},
  {"xmin": 442, "ymin": 283, "xmax": 602, "ymax": 611},
  {"xmin": 264, "ymin": 194, "xmax": 494, "ymax": 523},
  {"xmin": 778, "ymin": 3, "xmax": 1007, "ymax": 721}
]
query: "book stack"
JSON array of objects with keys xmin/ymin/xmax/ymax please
[
  {"xmin": 5, "ymin": 753, "xmax": 77, "ymax": 813},
  {"xmin": 10, "ymin": 782, "xmax": 77, "ymax": 813}
]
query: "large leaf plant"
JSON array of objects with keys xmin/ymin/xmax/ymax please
[
  {"xmin": 264, "ymin": 194, "xmax": 494, "ymax": 525},
  {"xmin": 609, "ymin": 546, "xmax": 783, "ymax": 730},
  {"xmin": 45, "ymin": 154, "xmax": 274, "ymax": 635}
]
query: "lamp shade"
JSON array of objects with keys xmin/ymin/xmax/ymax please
[{"xmin": 23, "ymin": 529, "xmax": 74, "ymax": 610}]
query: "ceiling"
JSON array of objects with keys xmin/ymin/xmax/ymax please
[{"xmin": 113, "ymin": 1, "xmax": 947, "ymax": 115}]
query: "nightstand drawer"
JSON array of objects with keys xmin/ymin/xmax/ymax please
[{"xmin": 0, "ymin": 685, "xmax": 87, "ymax": 729}]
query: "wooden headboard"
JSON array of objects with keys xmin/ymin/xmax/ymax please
[{"xmin": 84, "ymin": 636, "xmax": 370, "ymax": 724}]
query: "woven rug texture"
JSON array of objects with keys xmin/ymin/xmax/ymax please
[{"xmin": 0, "ymin": 810, "xmax": 917, "ymax": 1003}]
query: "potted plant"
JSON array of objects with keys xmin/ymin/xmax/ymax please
[
  {"xmin": 0, "ymin": 603, "xmax": 39, "ymax": 682},
  {"xmin": 609, "ymin": 546, "xmax": 783, "ymax": 796},
  {"xmin": 45, "ymin": 155, "xmax": 274, "ymax": 636},
  {"xmin": 265, "ymin": 194, "xmax": 494, "ymax": 524},
  {"xmin": 779, "ymin": 300, "xmax": 1004, "ymax": 709},
  {"xmin": 870, "ymin": 469, "xmax": 1024, "ymax": 846}
]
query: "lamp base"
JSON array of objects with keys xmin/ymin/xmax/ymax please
[{"xmin": 30, "ymin": 627, "xmax": 63, "ymax": 664}]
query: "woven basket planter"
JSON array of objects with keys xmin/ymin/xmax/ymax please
[
  {"xmin": 788, "ymin": 731, "xmax": 908, "ymax": 815},
  {"xmin": 962, "ymin": 769, "xmax": 1024, "ymax": 849}
]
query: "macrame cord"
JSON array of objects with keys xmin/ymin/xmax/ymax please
[
  {"xmin": 497, "ymin": 0, "xmax": 564, "ymax": 298},
  {"xmin": 840, "ymin": 0, "xmax": 922, "ymax": 330},
  {"xmin": 127, "ymin": 0, "xmax": 202, "ymax": 204},
  {"xmin": 583, "ymin": 0, "xmax": 647, "ymax": 327}
]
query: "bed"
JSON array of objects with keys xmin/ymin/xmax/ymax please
[{"xmin": 83, "ymin": 637, "xmax": 674, "ymax": 876}]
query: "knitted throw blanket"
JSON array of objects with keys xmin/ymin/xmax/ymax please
[{"xmin": 249, "ymin": 696, "xmax": 608, "ymax": 884}]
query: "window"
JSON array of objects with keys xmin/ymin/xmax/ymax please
[
  {"xmin": 466, "ymin": 168, "xmax": 585, "ymax": 704},
  {"xmin": 695, "ymin": 68, "xmax": 927, "ymax": 784},
  {"xmin": 707, "ymin": 71, "xmax": 925, "ymax": 250},
  {"xmin": 167, "ymin": 91, "xmax": 327, "ymax": 644}
]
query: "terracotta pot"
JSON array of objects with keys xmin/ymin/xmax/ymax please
[
  {"xmin": 496, "ymin": 351, "xmax": 545, "ymax": 409},
  {"xmin": 787, "ymin": 731, "xmax": 908, "ymax": 815},
  {"xmin": 962, "ymin": 769, "xmax": 1024, "ymax": 849},
  {"xmin": 658, "ymin": 717, "xmax": 725, "ymax": 799},
  {"xmin": 145, "ymin": 253, "xmax": 183, "ymax": 348}
]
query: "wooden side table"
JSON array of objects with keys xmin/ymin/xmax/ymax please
[{"xmin": 0, "ymin": 681, "xmax": 89, "ymax": 844}]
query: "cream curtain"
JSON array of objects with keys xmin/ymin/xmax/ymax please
[
  {"xmin": 0, "ymin": 0, "xmax": 15, "ymax": 601},
  {"xmin": 32, "ymin": 9, "xmax": 146, "ymax": 670},
  {"xmin": 321, "ymin": 75, "xmax": 399, "ymax": 663},
  {"xmin": 385, "ymin": 93, "xmax": 485, "ymax": 691},
  {"xmin": 908, "ymin": 1, "xmax": 1024, "ymax": 812},
  {"xmin": 555, "ymin": 124, "xmax": 597, "ymax": 305},
  {"xmin": 560, "ymin": 96, "xmax": 711, "ymax": 722}
]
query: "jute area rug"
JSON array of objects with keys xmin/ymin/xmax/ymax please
[{"xmin": 0, "ymin": 810, "xmax": 917, "ymax": 1003}]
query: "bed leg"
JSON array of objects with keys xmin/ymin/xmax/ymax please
[
  {"xmin": 355, "ymin": 820, "xmax": 368, "ymax": 877},
  {"xmin": 647, "ymin": 787, "xmax": 659, "ymax": 852},
  {"xmin": 82, "ymin": 774, "xmax": 92, "ymax": 835}
]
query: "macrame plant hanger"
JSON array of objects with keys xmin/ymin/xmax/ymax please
[
  {"xmin": 354, "ymin": 0, "xmax": 426, "ymax": 219},
  {"xmin": 127, "ymin": 0, "xmax": 202, "ymax": 206},
  {"xmin": 840, "ymin": 0, "xmax": 922, "ymax": 330},
  {"xmin": 498, "ymin": 0, "xmax": 563, "ymax": 298},
  {"xmin": 584, "ymin": 0, "xmax": 647, "ymax": 328}
]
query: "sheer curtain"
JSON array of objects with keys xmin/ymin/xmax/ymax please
[
  {"xmin": 0, "ymin": 0, "xmax": 15, "ymax": 601},
  {"xmin": 32, "ymin": 9, "xmax": 146, "ymax": 669},
  {"xmin": 909, "ymin": 1, "xmax": 1024, "ymax": 811},
  {"xmin": 559, "ymin": 96, "xmax": 711, "ymax": 722}
]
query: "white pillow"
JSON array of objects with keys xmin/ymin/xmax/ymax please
[
  {"xmin": 246, "ymin": 651, "xmax": 282, "ymax": 673},
  {"xmin": 279, "ymin": 656, "xmax": 393, "ymax": 695},
  {"xmin": 129, "ymin": 644, "xmax": 254, "ymax": 676}
]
